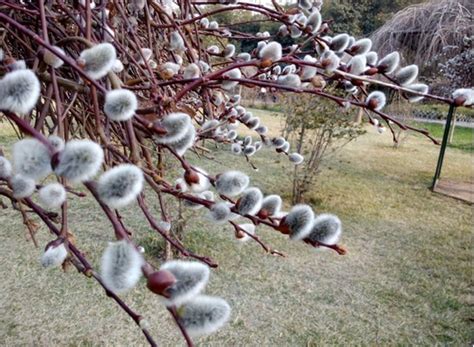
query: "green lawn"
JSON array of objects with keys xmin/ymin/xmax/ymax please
[
  {"xmin": 410, "ymin": 121, "xmax": 474, "ymax": 152},
  {"xmin": 0, "ymin": 113, "xmax": 472, "ymax": 346}
]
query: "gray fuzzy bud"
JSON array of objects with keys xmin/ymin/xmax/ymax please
[
  {"xmin": 170, "ymin": 125, "xmax": 196, "ymax": 156},
  {"xmin": 350, "ymin": 38, "xmax": 372, "ymax": 55},
  {"xmin": 377, "ymin": 52, "xmax": 400, "ymax": 74},
  {"xmin": 79, "ymin": 43, "xmax": 116, "ymax": 80},
  {"xmin": 231, "ymin": 143, "xmax": 242, "ymax": 155},
  {"xmin": 104, "ymin": 89, "xmax": 138, "ymax": 121},
  {"xmin": 156, "ymin": 112, "xmax": 192, "ymax": 144},
  {"xmin": 55, "ymin": 140, "xmax": 104, "ymax": 183},
  {"xmin": 100, "ymin": 240, "xmax": 143, "ymax": 293},
  {"xmin": 41, "ymin": 241, "xmax": 68, "ymax": 267},
  {"xmin": 222, "ymin": 68, "xmax": 241, "ymax": 90},
  {"xmin": 159, "ymin": 260, "xmax": 210, "ymax": 307},
  {"xmin": 215, "ymin": 171, "xmax": 249, "ymax": 196},
  {"xmin": 395, "ymin": 65, "xmax": 418, "ymax": 86},
  {"xmin": 48, "ymin": 135, "xmax": 65, "ymax": 152},
  {"xmin": 330, "ymin": 34, "xmax": 350, "ymax": 53},
  {"xmin": 347, "ymin": 55, "xmax": 367, "ymax": 75},
  {"xmin": 405, "ymin": 84, "xmax": 429, "ymax": 103},
  {"xmin": 11, "ymin": 174, "xmax": 35, "ymax": 198},
  {"xmin": 170, "ymin": 31, "xmax": 185, "ymax": 52},
  {"xmin": 289, "ymin": 153, "xmax": 304, "ymax": 165},
  {"xmin": 259, "ymin": 42, "xmax": 282, "ymax": 62},
  {"xmin": 261, "ymin": 195, "xmax": 282, "ymax": 217},
  {"xmin": 306, "ymin": 213, "xmax": 342, "ymax": 245},
  {"xmin": 0, "ymin": 69, "xmax": 40, "ymax": 115},
  {"xmin": 306, "ymin": 10, "xmax": 321, "ymax": 33},
  {"xmin": 365, "ymin": 52, "xmax": 378, "ymax": 66},
  {"xmin": 97, "ymin": 164, "xmax": 144, "ymax": 209},
  {"xmin": 366, "ymin": 91, "xmax": 386, "ymax": 111},
  {"xmin": 285, "ymin": 204, "xmax": 314, "ymax": 240},
  {"xmin": 243, "ymin": 146, "xmax": 256, "ymax": 156},
  {"xmin": 208, "ymin": 202, "xmax": 232, "ymax": 224},
  {"xmin": 177, "ymin": 295, "xmax": 231, "ymax": 337},
  {"xmin": 38, "ymin": 183, "xmax": 66, "ymax": 209},
  {"xmin": 0, "ymin": 156, "xmax": 12, "ymax": 179},
  {"xmin": 236, "ymin": 187, "xmax": 263, "ymax": 216},
  {"xmin": 12, "ymin": 138, "xmax": 52, "ymax": 180}
]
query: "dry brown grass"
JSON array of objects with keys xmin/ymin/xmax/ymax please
[{"xmin": 0, "ymin": 112, "xmax": 472, "ymax": 346}]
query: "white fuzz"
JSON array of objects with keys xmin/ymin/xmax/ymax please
[
  {"xmin": 186, "ymin": 167, "xmax": 210, "ymax": 193},
  {"xmin": 201, "ymin": 191, "xmax": 215, "ymax": 202},
  {"xmin": 350, "ymin": 38, "xmax": 372, "ymax": 55},
  {"xmin": 330, "ymin": 34, "xmax": 350, "ymax": 53},
  {"xmin": 320, "ymin": 50, "xmax": 340, "ymax": 73},
  {"xmin": 207, "ymin": 45, "xmax": 220, "ymax": 54},
  {"xmin": 177, "ymin": 295, "xmax": 231, "ymax": 337},
  {"xmin": 175, "ymin": 178, "xmax": 188, "ymax": 192},
  {"xmin": 237, "ymin": 187, "xmax": 263, "ymax": 216},
  {"xmin": 366, "ymin": 91, "xmax": 386, "ymax": 111},
  {"xmin": 377, "ymin": 125, "xmax": 386, "ymax": 134},
  {"xmin": 290, "ymin": 25, "xmax": 302, "ymax": 38},
  {"xmin": 170, "ymin": 31, "xmax": 185, "ymax": 52},
  {"xmin": 347, "ymin": 54, "xmax": 367, "ymax": 75},
  {"xmin": 38, "ymin": 183, "xmax": 66, "ymax": 209},
  {"xmin": 55, "ymin": 140, "xmax": 104, "ymax": 183},
  {"xmin": 160, "ymin": 62, "xmax": 181, "ymax": 79},
  {"xmin": 0, "ymin": 48, "xmax": 3, "ymax": 62},
  {"xmin": 240, "ymin": 112, "xmax": 252, "ymax": 123},
  {"xmin": 12, "ymin": 138, "xmax": 52, "ymax": 180},
  {"xmin": 97, "ymin": 164, "xmax": 144, "ymax": 208},
  {"xmin": 100, "ymin": 240, "xmax": 143, "ymax": 293},
  {"xmin": 255, "ymin": 125, "xmax": 268, "ymax": 135},
  {"xmin": 183, "ymin": 194, "xmax": 206, "ymax": 210},
  {"xmin": 298, "ymin": 0, "xmax": 312, "ymax": 10},
  {"xmin": 365, "ymin": 52, "xmax": 378, "ymax": 66},
  {"xmin": 243, "ymin": 146, "xmax": 256, "ymax": 156},
  {"xmin": 236, "ymin": 223, "xmax": 255, "ymax": 242},
  {"xmin": 201, "ymin": 120, "xmax": 220, "ymax": 135},
  {"xmin": 200, "ymin": 18, "xmax": 209, "ymax": 29},
  {"xmin": 278, "ymin": 74, "xmax": 301, "ymax": 88},
  {"xmin": 254, "ymin": 141, "xmax": 262, "ymax": 151},
  {"xmin": 171, "ymin": 124, "xmax": 196, "ymax": 156},
  {"xmin": 259, "ymin": 42, "xmax": 282, "ymax": 62},
  {"xmin": 405, "ymin": 83, "xmax": 429, "ymax": 103},
  {"xmin": 289, "ymin": 152, "xmax": 304, "ymax": 165},
  {"xmin": 209, "ymin": 21, "xmax": 219, "ymax": 30},
  {"xmin": 227, "ymin": 130, "xmax": 238, "ymax": 140},
  {"xmin": 159, "ymin": 260, "xmax": 210, "ymax": 307},
  {"xmin": 0, "ymin": 156, "xmax": 12, "ymax": 179},
  {"xmin": 221, "ymin": 68, "xmax": 241, "ymax": 90},
  {"xmin": 43, "ymin": 46, "xmax": 65, "ymax": 68},
  {"xmin": 41, "ymin": 242, "xmax": 68, "ymax": 267},
  {"xmin": 215, "ymin": 171, "xmax": 249, "ymax": 197},
  {"xmin": 301, "ymin": 55, "xmax": 318, "ymax": 80},
  {"xmin": 11, "ymin": 174, "xmax": 35, "ymax": 198},
  {"xmin": 9, "ymin": 60, "xmax": 27, "ymax": 70},
  {"xmin": 48, "ymin": 135, "xmax": 65, "ymax": 152},
  {"xmin": 452, "ymin": 88, "xmax": 474, "ymax": 106},
  {"xmin": 237, "ymin": 52, "xmax": 251, "ymax": 62},
  {"xmin": 183, "ymin": 63, "xmax": 200, "ymax": 79},
  {"xmin": 281, "ymin": 141, "xmax": 290, "ymax": 152},
  {"xmin": 377, "ymin": 52, "xmax": 400, "ymax": 74},
  {"xmin": 211, "ymin": 92, "xmax": 223, "ymax": 106},
  {"xmin": 261, "ymin": 195, "xmax": 282, "ymax": 217},
  {"xmin": 104, "ymin": 89, "xmax": 137, "ymax": 121},
  {"xmin": 223, "ymin": 44, "xmax": 235, "ymax": 58},
  {"xmin": 0, "ymin": 69, "xmax": 40, "ymax": 115},
  {"xmin": 231, "ymin": 143, "xmax": 242, "ymax": 155},
  {"xmin": 247, "ymin": 117, "xmax": 260, "ymax": 130},
  {"xmin": 137, "ymin": 48, "xmax": 153, "ymax": 65},
  {"xmin": 207, "ymin": 202, "xmax": 232, "ymax": 224},
  {"xmin": 78, "ymin": 43, "xmax": 116, "ymax": 80},
  {"xmin": 272, "ymin": 137, "xmax": 286, "ymax": 148},
  {"xmin": 155, "ymin": 112, "xmax": 192, "ymax": 144},
  {"xmin": 285, "ymin": 204, "xmax": 314, "ymax": 240},
  {"xmin": 307, "ymin": 213, "xmax": 342, "ymax": 245},
  {"xmin": 306, "ymin": 10, "xmax": 322, "ymax": 33},
  {"xmin": 395, "ymin": 65, "xmax": 418, "ymax": 86}
]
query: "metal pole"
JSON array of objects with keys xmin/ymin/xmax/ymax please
[{"xmin": 431, "ymin": 104, "xmax": 456, "ymax": 190}]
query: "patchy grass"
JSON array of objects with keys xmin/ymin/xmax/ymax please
[
  {"xmin": 0, "ymin": 113, "xmax": 472, "ymax": 346},
  {"xmin": 409, "ymin": 121, "xmax": 474, "ymax": 152}
]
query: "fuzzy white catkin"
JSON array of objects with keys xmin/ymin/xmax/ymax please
[
  {"xmin": 289, "ymin": 152, "xmax": 304, "ymax": 165},
  {"xmin": 207, "ymin": 202, "xmax": 232, "ymax": 224},
  {"xmin": 261, "ymin": 195, "xmax": 282, "ymax": 216},
  {"xmin": 365, "ymin": 52, "xmax": 378, "ymax": 66},
  {"xmin": 159, "ymin": 260, "xmax": 210, "ymax": 307},
  {"xmin": 0, "ymin": 156, "xmax": 12, "ymax": 179},
  {"xmin": 0, "ymin": 69, "xmax": 41, "ymax": 115},
  {"xmin": 223, "ymin": 44, "xmax": 235, "ymax": 58},
  {"xmin": 405, "ymin": 84, "xmax": 429, "ymax": 103},
  {"xmin": 306, "ymin": 10, "xmax": 321, "ymax": 33},
  {"xmin": 231, "ymin": 143, "xmax": 242, "ymax": 155},
  {"xmin": 97, "ymin": 164, "xmax": 144, "ymax": 209},
  {"xmin": 300, "ymin": 55, "xmax": 318, "ymax": 80},
  {"xmin": 272, "ymin": 137, "xmax": 286, "ymax": 148},
  {"xmin": 347, "ymin": 54, "xmax": 367, "ymax": 75},
  {"xmin": 78, "ymin": 43, "xmax": 116, "ymax": 80},
  {"xmin": 11, "ymin": 174, "xmax": 36, "ymax": 198},
  {"xmin": 350, "ymin": 38, "xmax": 372, "ymax": 55},
  {"xmin": 12, "ymin": 138, "xmax": 52, "ymax": 180},
  {"xmin": 177, "ymin": 295, "xmax": 231, "ymax": 337},
  {"xmin": 183, "ymin": 63, "xmax": 200, "ymax": 79},
  {"xmin": 101, "ymin": 240, "xmax": 143, "ymax": 293},
  {"xmin": 169, "ymin": 31, "xmax": 185, "ymax": 52},
  {"xmin": 236, "ymin": 223, "xmax": 255, "ymax": 242},
  {"xmin": 43, "ymin": 46, "xmax": 65, "ymax": 68},
  {"xmin": 278, "ymin": 74, "xmax": 301, "ymax": 88},
  {"xmin": 285, "ymin": 204, "xmax": 315, "ymax": 240},
  {"xmin": 320, "ymin": 50, "xmax": 340, "ymax": 73},
  {"xmin": 54, "ymin": 140, "xmax": 104, "ymax": 183},
  {"xmin": 281, "ymin": 141, "xmax": 290, "ymax": 153},
  {"xmin": 366, "ymin": 91, "xmax": 386, "ymax": 111},
  {"xmin": 237, "ymin": 53, "xmax": 251, "ymax": 62},
  {"xmin": 452, "ymin": 88, "xmax": 474, "ymax": 106},
  {"xmin": 243, "ymin": 146, "xmax": 256, "ymax": 156},
  {"xmin": 259, "ymin": 42, "xmax": 282, "ymax": 62},
  {"xmin": 307, "ymin": 213, "xmax": 342, "ymax": 245},
  {"xmin": 221, "ymin": 68, "xmax": 241, "ymax": 90},
  {"xmin": 330, "ymin": 34, "xmax": 350, "ymax": 53},
  {"xmin": 41, "ymin": 242, "xmax": 68, "ymax": 267},
  {"xmin": 112, "ymin": 59, "xmax": 124, "ymax": 73},
  {"xmin": 104, "ymin": 89, "xmax": 138, "ymax": 121},
  {"xmin": 255, "ymin": 125, "xmax": 268, "ymax": 135},
  {"xmin": 377, "ymin": 52, "xmax": 400, "ymax": 74},
  {"xmin": 38, "ymin": 183, "xmax": 67, "ymax": 209},
  {"xmin": 155, "ymin": 112, "xmax": 192, "ymax": 144},
  {"xmin": 395, "ymin": 65, "xmax": 418, "ymax": 86},
  {"xmin": 48, "ymin": 135, "xmax": 65, "ymax": 152},
  {"xmin": 170, "ymin": 125, "xmax": 196, "ymax": 156},
  {"xmin": 237, "ymin": 187, "xmax": 263, "ymax": 216},
  {"xmin": 215, "ymin": 171, "xmax": 250, "ymax": 197},
  {"xmin": 186, "ymin": 167, "xmax": 211, "ymax": 193}
]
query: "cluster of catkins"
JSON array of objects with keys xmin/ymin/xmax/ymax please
[{"xmin": 174, "ymin": 168, "xmax": 342, "ymax": 246}]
